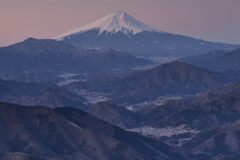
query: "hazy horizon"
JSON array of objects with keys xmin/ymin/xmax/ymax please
[{"xmin": 1, "ymin": 0, "xmax": 240, "ymax": 46}]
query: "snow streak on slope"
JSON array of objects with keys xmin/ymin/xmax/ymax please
[{"xmin": 57, "ymin": 11, "xmax": 161, "ymax": 39}]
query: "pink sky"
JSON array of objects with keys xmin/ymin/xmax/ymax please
[{"xmin": 0, "ymin": 0, "xmax": 240, "ymax": 46}]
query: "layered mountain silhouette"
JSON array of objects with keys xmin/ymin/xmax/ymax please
[
  {"xmin": 182, "ymin": 48, "xmax": 240, "ymax": 72},
  {"xmin": 1, "ymin": 9, "xmax": 240, "ymax": 160},
  {"xmin": 0, "ymin": 79, "xmax": 86, "ymax": 109},
  {"xmin": 135, "ymin": 83, "xmax": 240, "ymax": 130},
  {"xmin": 0, "ymin": 102, "xmax": 184, "ymax": 160},
  {"xmin": 69, "ymin": 61, "xmax": 228, "ymax": 105},
  {"xmin": 0, "ymin": 38, "xmax": 150, "ymax": 82},
  {"xmin": 89, "ymin": 84, "xmax": 240, "ymax": 129},
  {"xmin": 87, "ymin": 83, "xmax": 240, "ymax": 160},
  {"xmin": 183, "ymin": 122, "xmax": 240, "ymax": 160},
  {"xmin": 58, "ymin": 11, "xmax": 238, "ymax": 57}
]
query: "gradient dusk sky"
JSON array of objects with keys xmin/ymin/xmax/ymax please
[{"xmin": 0, "ymin": 0, "xmax": 240, "ymax": 46}]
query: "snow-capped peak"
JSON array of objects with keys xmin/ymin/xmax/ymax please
[{"xmin": 57, "ymin": 11, "xmax": 161, "ymax": 39}]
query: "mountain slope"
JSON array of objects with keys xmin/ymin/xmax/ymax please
[
  {"xmin": 0, "ymin": 153, "xmax": 44, "ymax": 160},
  {"xmin": 181, "ymin": 48, "xmax": 240, "ymax": 72},
  {"xmin": 89, "ymin": 102, "xmax": 140, "ymax": 128},
  {"xmin": 0, "ymin": 38, "xmax": 150, "ymax": 82},
  {"xmin": 78, "ymin": 47, "xmax": 151, "ymax": 71},
  {"xmin": 183, "ymin": 122, "xmax": 240, "ymax": 160},
  {"xmin": 0, "ymin": 102, "xmax": 183, "ymax": 160},
  {"xmin": 0, "ymin": 79, "xmax": 86, "ymax": 109},
  {"xmin": 0, "ymin": 38, "xmax": 81, "ymax": 73},
  {"xmin": 57, "ymin": 11, "xmax": 160, "ymax": 38},
  {"xmin": 58, "ymin": 11, "xmax": 238, "ymax": 57},
  {"xmin": 81, "ymin": 61, "xmax": 223, "ymax": 105},
  {"xmin": 138, "ymin": 83, "xmax": 240, "ymax": 129},
  {"xmin": 83, "ymin": 83, "xmax": 240, "ymax": 152}
]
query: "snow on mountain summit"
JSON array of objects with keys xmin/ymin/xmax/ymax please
[{"xmin": 57, "ymin": 11, "xmax": 161, "ymax": 39}]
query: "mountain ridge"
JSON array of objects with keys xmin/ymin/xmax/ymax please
[
  {"xmin": 67, "ymin": 61, "xmax": 226, "ymax": 105},
  {"xmin": 0, "ymin": 38, "xmax": 151, "ymax": 83},
  {"xmin": 0, "ymin": 102, "xmax": 184, "ymax": 160},
  {"xmin": 181, "ymin": 48, "xmax": 240, "ymax": 72},
  {"xmin": 58, "ymin": 11, "xmax": 239, "ymax": 57}
]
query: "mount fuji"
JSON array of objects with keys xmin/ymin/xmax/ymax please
[
  {"xmin": 57, "ymin": 11, "xmax": 160, "ymax": 38},
  {"xmin": 57, "ymin": 11, "xmax": 238, "ymax": 57}
]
